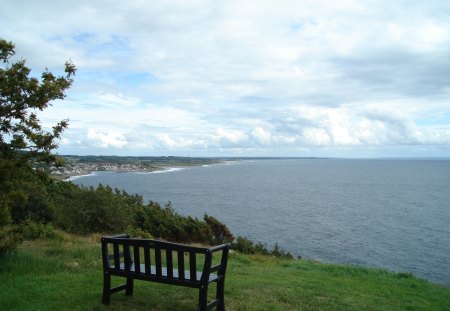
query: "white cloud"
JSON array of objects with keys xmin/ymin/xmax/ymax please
[
  {"xmin": 96, "ymin": 92, "xmax": 140, "ymax": 107},
  {"xmin": 87, "ymin": 129, "xmax": 128, "ymax": 148},
  {"xmin": 216, "ymin": 128, "xmax": 249, "ymax": 146},
  {"xmin": 156, "ymin": 133, "xmax": 205, "ymax": 149},
  {"xmin": 251, "ymin": 127, "xmax": 272, "ymax": 145}
]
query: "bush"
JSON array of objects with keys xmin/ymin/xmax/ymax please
[
  {"xmin": 0, "ymin": 191, "xmax": 20, "ymax": 254},
  {"xmin": 231, "ymin": 236, "xmax": 269, "ymax": 255},
  {"xmin": 231, "ymin": 236, "xmax": 293, "ymax": 259},
  {"xmin": 270, "ymin": 242, "xmax": 294, "ymax": 259},
  {"xmin": 135, "ymin": 201, "xmax": 208, "ymax": 243},
  {"xmin": 9, "ymin": 183, "xmax": 54, "ymax": 224},
  {"xmin": 0, "ymin": 162, "xmax": 54, "ymax": 226},
  {"xmin": 21, "ymin": 221, "xmax": 59, "ymax": 240},
  {"xmin": 125, "ymin": 225, "xmax": 153, "ymax": 239},
  {"xmin": 204, "ymin": 214, "xmax": 234, "ymax": 244},
  {"xmin": 50, "ymin": 182, "xmax": 133, "ymax": 234},
  {"xmin": 0, "ymin": 160, "xmax": 55, "ymax": 254},
  {"xmin": 0, "ymin": 224, "xmax": 21, "ymax": 254}
]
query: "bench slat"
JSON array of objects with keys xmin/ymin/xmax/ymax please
[
  {"xmin": 189, "ymin": 252, "xmax": 196, "ymax": 281},
  {"xmin": 112, "ymin": 263, "xmax": 219, "ymax": 283},
  {"xmin": 144, "ymin": 245, "xmax": 151, "ymax": 274},
  {"xmin": 124, "ymin": 244, "xmax": 131, "ymax": 272},
  {"xmin": 155, "ymin": 246, "xmax": 162, "ymax": 277},
  {"xmin": 166, "ymin": 249, "xmax": 173, "ymax": 278},
  {"xmin": 177, "ymin": 250, "xmax": 185, "ymax": 280},
  {"xmin": 134, "ymin": 246, "xmax": 141, "ymax": 273},
  {"xmin": 113, "ymin": 243, "xmax": 120, "ymax": 269}
]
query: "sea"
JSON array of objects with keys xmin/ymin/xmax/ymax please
[{"xmin": 71, "ymin": 158, "xmax": 450, "ymax": 285}]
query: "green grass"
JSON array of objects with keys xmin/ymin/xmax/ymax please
[{"xmin": 1, "ymin": 232, "xmax": 449, "ymax": 311}]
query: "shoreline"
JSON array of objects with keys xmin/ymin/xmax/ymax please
[
  {"xmin": 57, "ymin": 158, "xmax": 235, "ymax": 181},
  {"xmin": 62, "ymin": 166, "xmax": 169, "ymax": 181}
]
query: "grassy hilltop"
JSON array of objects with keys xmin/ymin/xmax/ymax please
[{"xmin": 1, "ymin": 232, "xmax": 449, "ymax": 311}]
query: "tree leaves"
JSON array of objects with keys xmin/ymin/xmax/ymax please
[
  {"xmin": 0, "ymin": 38, "xmax": 76, "ymax": 253},
  {"xmin": 0, "ymin": 38, "xmax": 76, "ymax": 166}
]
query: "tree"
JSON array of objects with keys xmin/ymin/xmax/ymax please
[
  {"xmin": 0, "ymin": 39, "xmax": 75, "ymax": 165},
  {"xmin": 204, "ymin": 214, "xmax": 234, "ymax": 244},
  {"xmin": 0, "ymin": 38, "xmax": 75, "ymax": 253}
]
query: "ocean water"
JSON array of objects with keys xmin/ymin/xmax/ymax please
[{"xmin": 72, "ymin": 159, "xmax": 450, "ymax": 285}]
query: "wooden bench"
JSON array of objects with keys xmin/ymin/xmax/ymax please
[{"xmin": 101, "ymin": 234, "xmax": 229, "ymax": 311}]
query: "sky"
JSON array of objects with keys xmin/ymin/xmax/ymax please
[{"xmin": 1, "ymin": 0, "xmax": 450, "ymax": 157}]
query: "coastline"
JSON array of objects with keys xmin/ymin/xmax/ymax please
[
  {"xmin": 54, "ymin": 156, "xmax": 234, "ymax": 181},
  {"xmin": 62, "ymin": 166, "xmax": 176, "ymax": 181}
]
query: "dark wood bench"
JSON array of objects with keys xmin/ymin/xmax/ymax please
[{"xmin": 101, "ymin": 234, "xmax": 229, "ymax": 311}]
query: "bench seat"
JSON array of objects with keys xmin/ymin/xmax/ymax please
[{"xmin": 114, "ymin": 263, "xmax": 221, "ymax": 283}]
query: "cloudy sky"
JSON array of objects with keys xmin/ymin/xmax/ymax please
[{"xmin": 2, "ymin": 0, "xmax": 450, "ymax": 157}]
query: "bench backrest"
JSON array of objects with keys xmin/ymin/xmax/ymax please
[{"xmin": 101, "ymin": 234, "xmax": 229, "ymax": 286}]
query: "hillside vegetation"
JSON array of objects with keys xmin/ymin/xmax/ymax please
[{"xmin": 1, "ymin": 232, "xmax": 449, "ymax": 311}]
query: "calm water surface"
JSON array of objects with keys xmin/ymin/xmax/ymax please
[{"xmin": 72, "ymin": 159, "xmax": 450, "ymax": 284}]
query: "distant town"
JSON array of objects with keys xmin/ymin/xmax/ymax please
[{"xmin": 51, "ymin": 156, "xmax": 226, "ymax": 179}]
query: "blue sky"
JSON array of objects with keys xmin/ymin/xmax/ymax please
[{"xmin": 1, "ymin": 0, "xmax": 450, "ymax": 157}]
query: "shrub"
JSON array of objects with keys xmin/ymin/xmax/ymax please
[
  {"xmin": 270, "ymin": 242, "xmax": 294, "ymax": 259},
  {"xmin": 125, "ymin": 225, "xmax": 153, "ymax": 239},
  {"xmin": 204, "ymin": 214, "xmax": 234, "ymax": 244},
  {"xmin": 231, "ymin": 236, "xmax": 269, "ymax": 255},
  {"xmin": 50, "ymin": 182, "xmax": 133, "ymax": 234},
  {"xmin": 21, "ymin": 221, "xmax": 59, "ymax": 240},
  {"xmin": 133, "ymin": 202, "xmax": 236, "ymax": 245},
  {"xmin": 9, "ymin": 182, "xmax": 54, "ymax": 224},
  {"xmin": 0, "ymin": 189, "xmax": 21, "ymax": 254},
  {"xmin": 0, "ymin": 224, "xmax": 21, "ymax": 254},
  {"xmin": 231, "ymin": 236, "xmax": 293, "ymax": 259}
]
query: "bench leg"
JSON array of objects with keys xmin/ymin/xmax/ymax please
[
  {"xmin": 102, "ymin": 272, "xmax": 111, "ymax": 305},
  {"xmin": 125, "ymin": 277, "xmax": 134, "ymax": 296},
  {"xmin": 198, "ymin": 285, "xmax": 208, "ymax": 311},
  {"xmin": 216, "ymin": 279, "xmax": 225, "ymax": 311}
]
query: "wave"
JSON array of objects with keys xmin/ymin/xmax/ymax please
[
  {"xmin": 150, "ymin": 167, "xmax": 186, "ymax": 174},
  {"xmin": 66, "ymin": 171, "xmax": 98, "ymax": 181}
]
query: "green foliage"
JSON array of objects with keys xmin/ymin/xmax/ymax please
[
  {"xmin": 231, "ymin": 236, "xmax": 293, "ymax": 259},
  {"xmin": 0, "ymin": 223, "xmax": 20, "ymax": 254},
  {"xmin": 0, "ymin": 199, "xmax": 20, "ymax": 253},
  {"xmin": 395, "ymin": 271, "xmax": 415, "ymax": 279},
  {"xmin": 0, "ymin": 158, "xmax": 54, "ymax": 226},
  {"xmin": 134, "ymin": 201, "xmax": 213, "ymax": 243},
  {"xmin": 50, "ymin": 182, "xmax": 134, "ymax": 234},
  {"xmin": 48, "ymin": 180, "xmax": 234, "ymax": 246},
  {"xmin": 124, "ymin": 225, "xmax": 153, "ymax": 239},
  {"xmin": 232, "ymin": 236, "xmax": 263, "ymax": 254},
  {"xmin": 21, "ymin": 221, "xmax": 59, "ymax": 240},
  {"xmin": 203, "ymin": 213, "xmax": 234, "ymax": 244},
  {"xmin": 9, "ymin": 180, "xmax": 53, "ymax": 224},
  {"xmin": 232, "ymin": 236, "xmax": 270, "ymax": 255},
  {"xmin": 270, "ymin": 242, "xmax": 294, "ymax": 259},
  {"xmin": 0, "ymin": 38, "xmax": 75, "ymax": 165},
  {"xmin": 0, "ymin": 38, "xmax": 75, "ymax": 254}
]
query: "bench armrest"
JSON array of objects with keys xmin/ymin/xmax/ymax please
[
  {"xmin": 209, "ymin": 243, "xmax": 228, "ymax": 253},
  {"xmin": 200, "ymin": 243, "xmax": 229, "ymax": 283}
]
